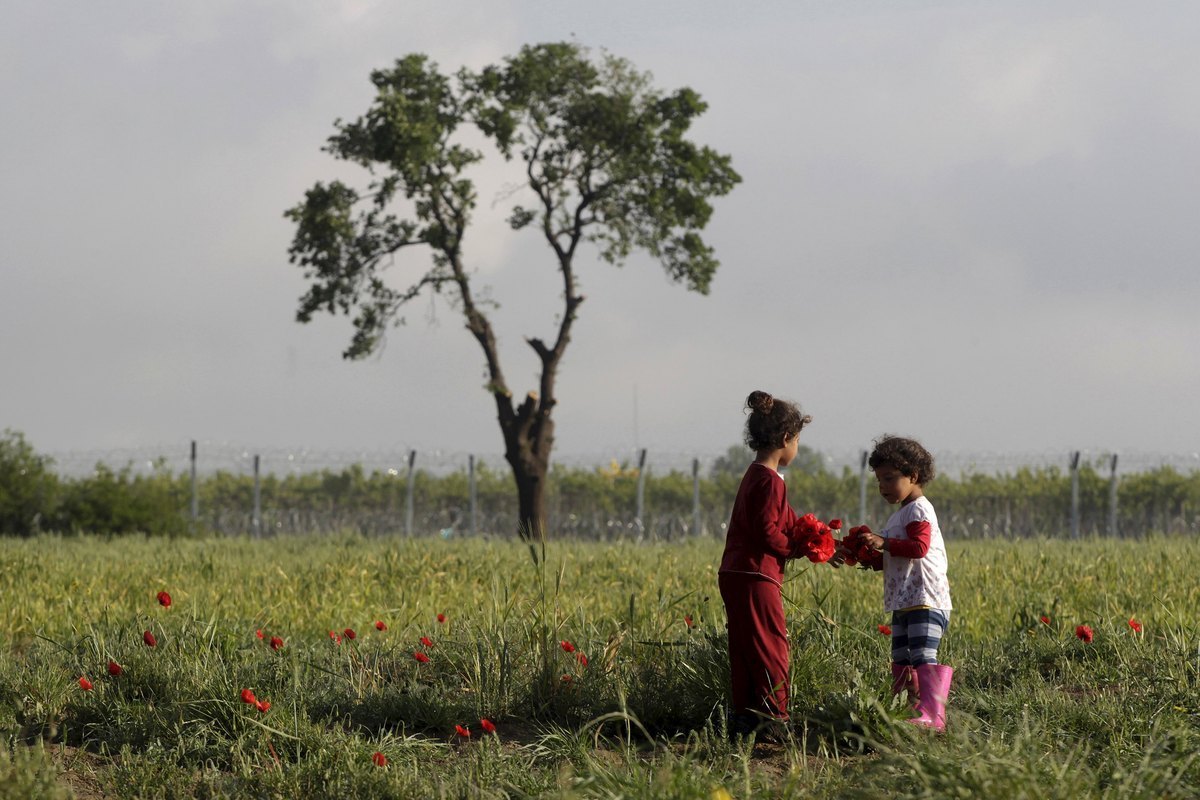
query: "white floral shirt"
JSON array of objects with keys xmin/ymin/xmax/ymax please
[{"xmin": 880, "ymin": 496, "xmax": 952, "ymax": 612}]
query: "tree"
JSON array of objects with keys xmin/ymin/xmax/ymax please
[
  {"xmin": 710, "ymin": 443, "xmax": 828, "ymax": 479},
  {"xmin": 710, "ymin": 444, "xmax": 753, "ymax": 478},
  {"xmin": 0, "ymin": 429, "xmax": 59, "ymax": 536},
  {"xmin": 286, "ymin": 43, "xmax": 739, "ymax": 542}
]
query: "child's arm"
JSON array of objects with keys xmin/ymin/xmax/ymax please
[
  {"xmin": 747, "ymin": 478, "xmax": 802, "ymax": 559},
  {"xmin": 885, "ymin": 521, "xmax": 931, "ymax": 559}
]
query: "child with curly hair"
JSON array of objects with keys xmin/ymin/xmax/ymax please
[
  {"xmin": 718, "ymin": 390, "xmax": 816, "ymax": 739},
  {"xmin": 854, "ymin": 435, "xmax": 954, "ymax": 731}
]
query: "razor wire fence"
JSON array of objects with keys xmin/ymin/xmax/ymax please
[
  {"xmin": 37, "ymin": 441, "xmax": 1200, "ymax": 540},
  {"xmin": 44, "ymin": 441, "xmax": 1200, "ymax": 481}
]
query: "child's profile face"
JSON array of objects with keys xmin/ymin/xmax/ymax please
[
  {"xmin": 778, "ymin": 432, "xmax": 800, "ymax": 467},
  {"xmin": 874, "ymin": 464, "xmax": 920, "ymax": 505}
]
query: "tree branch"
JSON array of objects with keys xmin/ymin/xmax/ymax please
[{"xmin": 427, "ymin": 183, "xmax": 515, "ymax": 426}]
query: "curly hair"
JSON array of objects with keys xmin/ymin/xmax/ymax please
[
  {"xmin": 868, "ymin": 435, "xmax": 936, "ymax": 485},
  {"xmin": 744, "ymin": 391, "xmax": 812, "ymax": 452}
]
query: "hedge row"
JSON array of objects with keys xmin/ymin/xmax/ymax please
[{"xmin": 3, "ymin": 430, "xmax": 1198, "ymax": 538}]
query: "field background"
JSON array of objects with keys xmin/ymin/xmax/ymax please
[{"xmin": 2, "ymin": 534, "xmax": 1198, "ymax": 799}]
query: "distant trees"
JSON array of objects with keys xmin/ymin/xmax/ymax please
[
  {"xmin": 710, "ymin": 443, "xmax": 827, "ymax": 478},
  {"xmin": 0, "ymin": 430, "xmax": 188, "ymax": 537},
  {"xmin": 0, "ymin": 430, "xmax": 57, "ymax": 536},
  {"xmin": 4, "ymin": 430, "xmax": 1200, "ymax": 538}
]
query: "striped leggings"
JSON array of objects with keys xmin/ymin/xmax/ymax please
[{"xmin": 891, "ymin": 608, "xmax": 950, "ymax": 667}]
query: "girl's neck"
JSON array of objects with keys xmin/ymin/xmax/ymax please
[{"xmin": 754, "ymin": 451, "xmax": 784, "ymax": 472}]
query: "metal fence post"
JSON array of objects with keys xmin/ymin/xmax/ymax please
[
  {"xmin": 692, "ymin": 458, "xmax": 701, "ymax": 537},
  {"xmin": 469, "ymin": 454, "xmax": 477, "ymax": 537},
  {"xmin": 405, "ymin": 450, "xmax": 417, "ymax": 537},
  {"xmin": 190, "ymin": 440, "xmax": 198, "ymax": 527},
  {"xmin": 1069, "ymin": 451, "xmax": 1081, "ymax": 539},
  {"xmin": 252, "ymin": 454, "xmax": 261, "ymax": 538},
  {"xmin": 858, "ymin": 450, "xmax": 869, "ymax": 523},
  {"xmin": 635, "ymin": 448, "xmax": 648, "ymax": 538},
  {"xmin": 1108, "ymin": 453, "xmax": 1119, "ymax": 538}
]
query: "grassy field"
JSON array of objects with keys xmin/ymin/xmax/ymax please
[{"xmin": 1, "ymin": 533, "xmax": 1198, "ymax": 799}]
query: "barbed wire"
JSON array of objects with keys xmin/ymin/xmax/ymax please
[{"xmin": 43, "ymin": 441, "xmax": 1200, "ymax": 479}]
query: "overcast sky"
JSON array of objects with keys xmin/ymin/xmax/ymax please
[{"xmin": 3, "ymin": 1, "xmax": 1198, "ymax": 469}]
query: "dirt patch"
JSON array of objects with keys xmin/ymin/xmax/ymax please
[{"xmin": 49, "ymin": 744, "xmax": 110, "ymax": 800}]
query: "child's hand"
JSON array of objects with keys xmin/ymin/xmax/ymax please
[{"xmin": 861, "ymin": 532, "xmax": 885, "ymax": 552}]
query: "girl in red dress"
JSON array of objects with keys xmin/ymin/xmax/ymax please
[{"xmin": 718, "ymin": 390, "xmax": 815, "ymax": 738}]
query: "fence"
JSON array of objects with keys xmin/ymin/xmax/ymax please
[
  {"xmin": 46, "ymin": 441, "xmax": 1200, "ymax": 480},
  {"xmin": 41, "ymin": 442, "xmax": 1200, "ymax": 540}
]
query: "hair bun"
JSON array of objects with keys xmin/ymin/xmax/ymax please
[{"xmin": 746, "ymin": 391, "xmax": 774, "ymax": 414}]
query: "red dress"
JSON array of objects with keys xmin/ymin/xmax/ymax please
[{"xmin": 718, "ymin": 463, "xmax": 805, "ymax": 720}]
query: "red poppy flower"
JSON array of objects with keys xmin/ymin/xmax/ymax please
[
  {"xmin": 329, "ymin": 630, "xmax": 341, "ymax": 645},
  {"xmin": 839, "ymin": 525, "xmax": 876, "ymax": 566},
  {"xmin": 343, "ymin": 628, "xmax": 357, "ymax": 641},
  {"xmin": 878, "ymin": 624, "xmax": 892, "ymax": 636},
  {"xmin": 420, "ymin": 636, "xmax": 433, "ymax": 648},
  {"xmin": 270, "ymin": 636, "xmax": 284, "ymax": 651},
  {"xmin": 79, "ymin": 676, "xmax": 93, "ymax": 691},
  {"xmin": 576, "ymin": 653, "xmax": 588, "ymax": 667},
  {"xmin": 413, "ymin": 651, "xmax": 430, "ymax": 663},
  {"xmin": 790, "ymin": 513, "xmax": 836, "ymax": 563},
  {"xmin": 256, "ymin": 629, "xmax": 265, "ymax": 640},
  {"xmin": 1075, "ymin": 624, "xmax": 1094, "ymax": 643},
  {"xmin": 794, "ymin": 513, "xmax": 821, "ymax": 538},
  {"xmin": 142, "ymin": 630, "xmax": 157, "ymax": 648},
  {"xmin": 107, "ymin": 660, "xmax": 123, "ymax": 676},
  {"xmin": 256, "ymin": 700, "xmax": 271, "ymax": 713},
  {"xmin": 684, "ymin": 615, "xmax": 694, "ymax": 628},
  {"xmin": 455, "ymin": 724, "xmax": 470, "ymax": 738},
  {"xmin": 375, "ymin": 620, "xmax": 387, "ymax": 632},
  {"xmin": 480, "ymin": 718, "xmax": 496, "ymax": 734},
  {"xmin": 561, "ymin": 674, "xmax": 572, "ymax": 683},
  {"xmin": 828, "ymin": 518, "xmax": 843, "ymax": 530},
  {"xmin": 372, "ymin": 751, "xmax": 387, "ymax": 767},
  {"xmin": 437, "ymin": 613, "xmax": 446, "ymax": 624},
  {"xmin": 803, "ymin": 534, "xmax": 836, "ymax": 563},
  {"xmin": 156, "ymin": 591, "xmax": 172, "ymax": 608},
  {"xmin": 560, "ymin": 640, "xmax": 575, "ymax": 653},
  {"xmin": 1127, "ymin": 618, "xmax": 1142, "ymax": 633},
  {"xmin": 1040, "ymin": 615, "xmax": 1051, "ymax": 625},
  {"xmin": 240, "ymin": 688, "xmax": 257, "ymax": 705}
]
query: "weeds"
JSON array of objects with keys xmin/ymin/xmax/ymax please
[{"xmin": 1, "ymin": 534, "xmax": 1198, "ymax": 798}]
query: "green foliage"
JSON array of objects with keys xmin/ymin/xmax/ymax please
[
  {"xmin": 471, "ymin": 43, "xmax": 740, "ymax": 293},
  {"xmin": 0, "ymin": 429, "xmax": 59, "ymax": 537},
  {"xmin": 712, "ymin": 443, "xmax": 826, "ymax": 478},
  {"xmin": 4, "ymin": 429, "xmax": 1200, "ymax": 538},
  {"xmin": 0, "ymin": 742, "xmax": 69, "ymax": 800},
  {"xmin": 709, "ymin": 444, "xmax": 750, "ymax": 478},
  {"xmin": 54, "ymin": 461, "xmax": 189, "ymax": 537},
  {"xmin": 286, "ymin": 42, "xmax": 739, "ymax": 359}
]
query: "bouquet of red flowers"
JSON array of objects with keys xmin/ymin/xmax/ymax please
[
  {"xmin": 839, "ymin": 524, "xmax": 877, "ymax": 567},
  {"xmin": 788, "ymin": 513, "xmax": 837, "ymax": 563}
]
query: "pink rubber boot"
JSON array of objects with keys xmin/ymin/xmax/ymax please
[
  {"xmin": 908, "ymin": 664, "xmax": 953, "ymax": 731},
  {"xmin": 890, "ymin": 663, "xmax": 920, "ymax": 708}
]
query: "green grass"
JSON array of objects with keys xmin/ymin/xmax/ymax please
[{"xmin": 2, "ymin": 534, "xmax": 1199, "ymax": 798}]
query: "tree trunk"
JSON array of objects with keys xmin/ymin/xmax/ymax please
[
  {"xmin": 510, "ymin": 455, "xmax": 547, "ymax": 543},
  {"xmin": 501, "ymin": 392, "xmax": 555, "ymax": 544}
]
